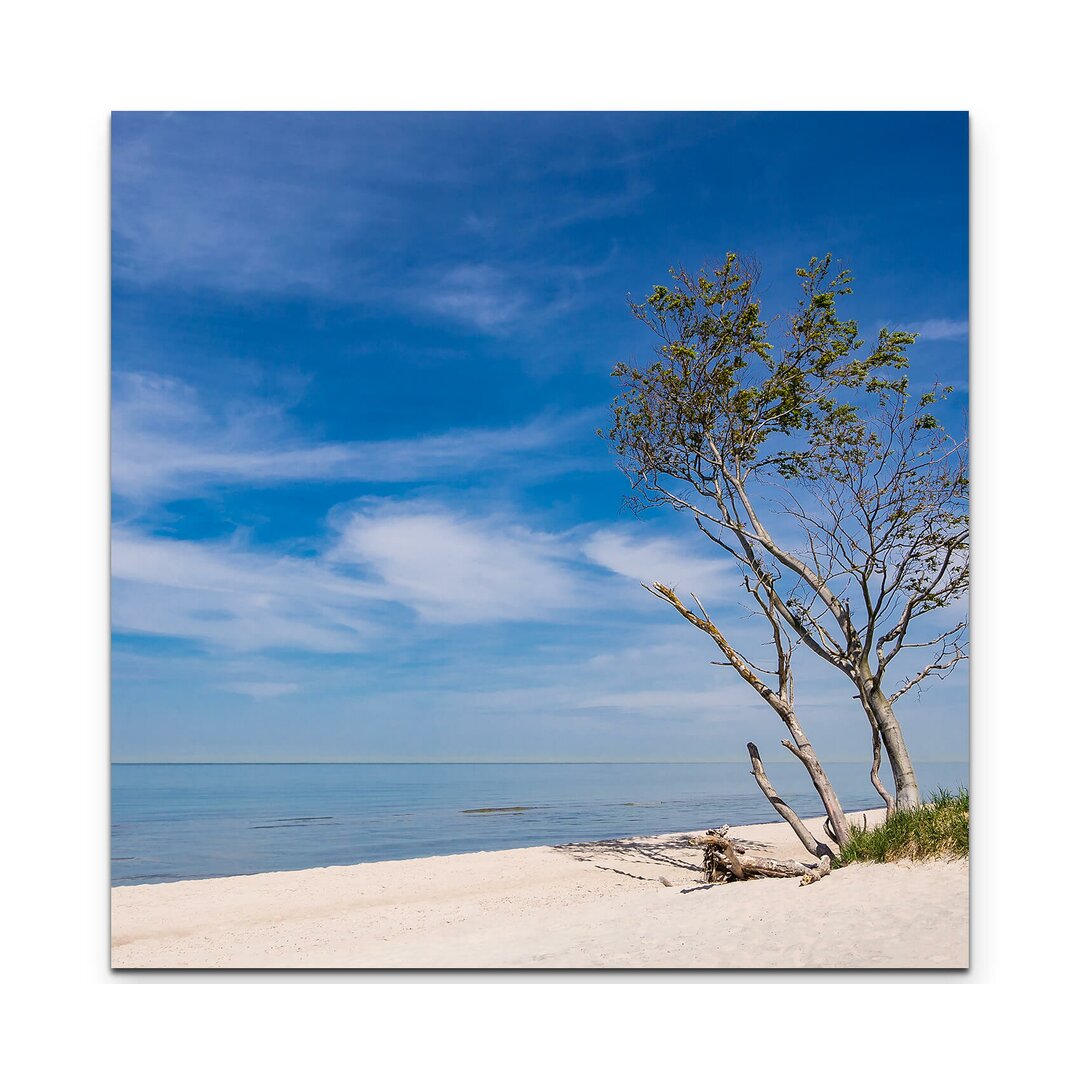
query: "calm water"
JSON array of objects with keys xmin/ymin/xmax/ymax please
[{"xmin": 111, "ymin": 761, "xmax": 969, "ymax": 885}]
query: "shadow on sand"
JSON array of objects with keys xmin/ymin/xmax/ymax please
[{"xmin": 555, "ymin": 832, "xmax": 771, "ymax": 886}]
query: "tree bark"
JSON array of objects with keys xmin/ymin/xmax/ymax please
[
  {"xmin": 775, "ymin": 727, "xmax": 851, "ymax": 847},
  {"xmin": 747, "ymin": 742, "xmax": 835, "ymax": 858},
  {"xmin": 860, "ymin": 672, "xmax": 920, "ymax": 811},
  {"xmin": 869, "ymin": 722, "xmax": 896, "ymax": 815}
]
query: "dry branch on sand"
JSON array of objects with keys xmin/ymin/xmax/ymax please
[{"xmin": 690, "ymin": 827, "xmax": 831, "ymax": 886}]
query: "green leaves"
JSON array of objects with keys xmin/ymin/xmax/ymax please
[{"xmin": 606, "ymin": 254, "xmax": 925, "ymax": 487}]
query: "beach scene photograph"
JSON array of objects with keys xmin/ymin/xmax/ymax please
[{"xmin": 110, "ymin": 110, "xmax": 970, "ymax": 970}]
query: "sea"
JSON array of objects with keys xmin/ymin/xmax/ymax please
[{"xmin": 111, "ymin": 760, "xmax": 969, "ymax": 885}]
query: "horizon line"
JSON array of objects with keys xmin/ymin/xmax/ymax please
[{"xmin": 111, "ymin": 758, "xmax": 970, "ymax": 766}]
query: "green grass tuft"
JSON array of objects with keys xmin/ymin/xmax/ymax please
[{"xmin": 840, "ymin": 787, "xmax": 968, "ymax": 864}]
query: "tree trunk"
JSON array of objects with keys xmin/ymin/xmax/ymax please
[
  {"xmin": 747, "ymin": 742, "xmax": 835, "ymax": 858},
  {"xmin": 868, "ymin": 723, "xmax": 896, "ymax": 815},
  {"xmin": 644, "ymin": 582, "xmax": 854, "ymax": 844},
  {"xmin": 774, "ymin": 716, "xmax": 852, "ymax": 847},
  {"xmin": 860, "ymin": 673, "xmax": 920, "ymax": 811}
]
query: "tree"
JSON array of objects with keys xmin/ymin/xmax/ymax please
[
  {"xmin": 605, "ymin": 254, "xmax": 968, "ymax": 811},
  {"xmin": 645, "ymin": 579, "xmax": 850, "ymax": 855}
]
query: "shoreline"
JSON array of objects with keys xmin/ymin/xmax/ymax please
[
  {"xmin": 112, "ymin": 809, "xmax": 969, "ymax": 969},
  {"xmin": 113, "ymin": 800, "xmax": 892, "ymax": 889}
]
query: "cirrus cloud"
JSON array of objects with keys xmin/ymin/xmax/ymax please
[
  {"xmin": 112, "ymin": 372, "xmax": 602, "ymax": 501},
  {"xmin": 330, "ymin": 501, "xmax": 586, "ymax": 624},
  {"xmin": 582, "ymin": 527, "xmax": 732, "ymax": 597}
]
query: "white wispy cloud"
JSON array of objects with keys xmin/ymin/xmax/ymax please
[
  {"xmin": 112, "ymin": 500, "xmax": 588, "ymax": 650},
  {"xmin": 111, "ymin": 115, "xmax": 652, "ymax": 337},
  {"xmin": 111, "ymin": 526, "xmax": 379, "ymax": 652},
  {"xmin": 112, "ymin": 413, "xmax": 753, "ymax": 654},
  {"xmin": 222, "ymin": 682, "xmax": 300, "ymax": 699},
  {"xmin": 423, "ymin": 264, "xmax": 528, "ymax": 331},
  {"xmin": 112, "ymin": 373, "xmax": 600, "ymax": 500},
  {"xmin": 111, "ymin": 495, "xmax": 747, "ymax": 651},
  {"xmin": 330, "ymin": 501, "xmax": 586, "ymax": 624},
  {"xmin": 575, "ymin": 688, "xmax": 734, "ymax": 712},
  {"xmin": 582, "ymin": 527, "xmax": 732, "ymax": 597},
  {"xmin": 909, "ymin": 317, "xmax": 969, "ymax": 342}
]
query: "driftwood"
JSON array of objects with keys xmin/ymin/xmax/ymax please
[{"xmin": 691, "ymin": 827, "xmax": 831, "ymax": 887}]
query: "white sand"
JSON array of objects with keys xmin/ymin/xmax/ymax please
[{"xmin": 111, "ymin": 810, "xmax": 967, "ymax": 969}]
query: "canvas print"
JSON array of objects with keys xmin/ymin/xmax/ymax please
[{"xmin": 111, "ymin": 112, "xmax": 969, "ymax": 969}]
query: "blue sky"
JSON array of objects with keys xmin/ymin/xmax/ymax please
[{"xmin": 111, "ymin": 112, "xmax": 968, "ymax": 763}]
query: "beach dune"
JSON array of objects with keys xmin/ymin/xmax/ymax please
[{"xmin": 111, "ymin": 810, "xmax": 968, "ymax": 969}]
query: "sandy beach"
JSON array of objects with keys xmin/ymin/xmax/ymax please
[
  {"xmin": 113, "ymin": 812, "xmax": 967, "ymax": 972},
  {"xmin": 111, "ymin": 809, "xmax": 967, "ymax": 969}
]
